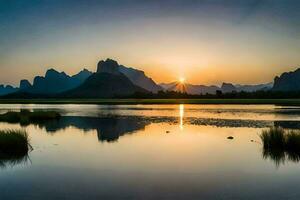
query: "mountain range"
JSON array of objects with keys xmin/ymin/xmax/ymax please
[
  {"xmin": 159, "ymin": 81, "xmax": 273, "ymax": 95},
  {"xmin": 0, "ymin": 58, "xmax": 299, "ymax": 98},
  {"xmin": 26, "ymin": 68, "xmax": 93, "ymax": 94},
  {"xmin": 0, "ymin": 85, "xmax": 18, "ymax": 96}
]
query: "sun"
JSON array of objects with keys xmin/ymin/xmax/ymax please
[{"xmin": 179, "ymin": 77, "xmax": 185, "ymax": 84}]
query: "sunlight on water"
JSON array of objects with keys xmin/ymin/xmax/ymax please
[{"xmin": 179, "ymin": 104, "xmax": 184, "ymax": 130}]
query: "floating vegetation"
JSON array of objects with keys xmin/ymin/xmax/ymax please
[
  {"xmin": 260, "ymin": 127, "xmax": 300, "ymax": 166},
  {"xmin": 0, "ymin": 129, "xmax": 32, "ymax": 168},
  {"xmin": 0, "ymin": 110, "xmax": 60, "ymax": 125}
]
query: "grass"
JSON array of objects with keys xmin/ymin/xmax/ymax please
[
  {"xmin": 0, "ymin": 129, "xmax": 32, "ymax": 168},
  {"xmin": 0, "ymin": 130, "xmax": 32, "ymax": 168},
  {"xmin": 0, "ymin": 129, "xmax": 31, "ymax": 155},
  {"xmin": 260, "ymin": 127, "xmax": 300, "ymax": 166},
  {"xmin": 0, "ymin": 110, "xmax": 60, "ymax": 125},
  {"xmin": 0, "ymin": 98, "xmax": 300, "ymax": 105}
]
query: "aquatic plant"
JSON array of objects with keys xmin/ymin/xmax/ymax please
[
  {"xmin": 0, "ymin": 110, "xmax": 60, "ymax": 125},
  {"xmin": 0, "ymin": 129, "xmax": 32, "ymax": 168},
  {"xmin": 260, "ymin": 127, "xmax": 300, "ymax": 166},
  {"xmin": 0, "ymin": 129, "xmax": 31, "ymax": 154}
]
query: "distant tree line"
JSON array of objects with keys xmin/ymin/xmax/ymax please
[{"xmin": 126, "ymin": 90, "xmax": 300, "ymax": 99}]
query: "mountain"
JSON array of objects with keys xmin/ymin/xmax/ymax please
[
  {"xmin": 221, "ymin": 83, "xmax": 236, "ymax": 93},
  {"xmin": 235, "ymin": 83, "xmax": 273, "ymax": 92},
  {"xmin": 19, "ymin": 80, "xmax": 31, "ymax": 90},
  {"xmin": 0, "ymin": 85, "xmax": 18, "ymax": 96},
  {"xmin": 96, "ymin": 59, "xmax": 120, "ymax": 75},
  {"xmin": 160, "ymin": 81, "xmax": 272, "ymax": 94},
  {"xmin": 273, "ymin": 68, "xmax": 300, "ymax": 91},
  {"xmin": 63, "ymin": 59, "xmax": 147, "ymax": 98},
  {"xmin": 96, "ymin": 58, "xmax": 162, "ymax": 93},
  {"xmin": 160, "ymin": 82, "xmax": 219, "ymax": 94},
  {"xmin": 25, "ymin": 68, "xmax": 92, "ymax": 94},
  {"xmin": 119, "ymin": 65, "xmax": 162, "ymax": 93},
  {"xmin": 72, "ymin": 68, "xmax": 93, "ymax": 82}
]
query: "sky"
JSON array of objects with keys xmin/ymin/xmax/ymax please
[{"xmin": 0, "ymin": 0, "xmax": 300, "ymax": 86}]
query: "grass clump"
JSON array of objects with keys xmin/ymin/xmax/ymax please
[
  {"xmin": 0, "ymin": 129, "xmax": 32, "ymax": 168},
  {"xmin": 0, "ymin": 129, "xmax": 31, "ymax": 155},
  {"xmin": 260, "ymin": 127, "xmax": 300, "ymax": 166},
  {"xmin": 0, "ymin": 110, "xmax": 60, "ymax": 125}
]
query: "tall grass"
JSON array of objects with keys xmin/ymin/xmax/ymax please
[
  {"xmin": 0, "ymin": 129, "xmax": 31, "ymax": 154},
  {"xmin": 0, "ymin": 129, "xmax": 32, "ymax": 168},
  {"xmin": 260, "ymin": 127, "xmax": 300, "ymax": 166}
]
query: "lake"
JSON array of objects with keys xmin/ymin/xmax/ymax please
[{"xmin": 1, "ymin": 104, "xmax": 300, "ymax": 199}]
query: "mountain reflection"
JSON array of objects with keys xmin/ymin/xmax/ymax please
[
  {"xmin": 15, "ymin": 115, "xmax": 300, "ymax": 143},
  {"xmin": 37, "ymin": 116, "xmax": 151, "ymax": 142},
  {"xmin": 274, "ymin": 121, "xmax": 300, "ymax": 129}
]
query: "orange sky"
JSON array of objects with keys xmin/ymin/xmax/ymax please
[{"xmin": 1, "ymin": 0, "xmax": 300, "ymax": 86}]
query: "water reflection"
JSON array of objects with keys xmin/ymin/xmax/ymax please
[
  {"xmin": 179, "ymin": 104, "xmax": 184, "ymax": 130},
  {"xmin": 262, "ymin": 145, "xmax": 300, "ymax": 167},
  {"xmin": 37, "ymin": 116, "xmax": 151, "ymax": 142},
  {"xmin": 260, "ymin": 127, "xmax": 300, "ymax": 167},
  {"xmin": 0, "ymin": 154, "xmax": 30, "ymax": 169},
  {"xmin": 274, "ymin": 121, "xmax": 300, "ymax": 129},
  {"xmin": 2, "ymin": 112, "xmax": 300, "ymax": 142},
  {"xmin": 35, "ymin": 116, "xmax": 300, "ymax": 142},
  {"xmin": 2, "ymin": 104, "xmax": 300, "ymax": 121}
]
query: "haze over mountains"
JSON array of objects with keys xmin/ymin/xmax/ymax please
[
  {"xmin": 0, "ymin": 58, "xmax": 299, "ymax": 98},
  {"xmin": 159, "ymin": 82, "xmax": 273, "ymax": 95}
]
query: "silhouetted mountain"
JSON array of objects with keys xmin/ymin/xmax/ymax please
[
  {"xmin": 160, "ymin": 81, "xmax": 272, "ymax": 95},
  {"xmin": 221, "ymin": 82, "xmax": 236, "ymax": 93},
  {"xmin": 96, "ymin": 58, "xmax": 162, "ymax": 93},
  {"xmin": 97, "ymin": 59, "xmax": 120, "ymax": 74},
  {"xmin": 0, "ymin": 85, "xmax": 18, "ymax": 96},
  {"xmin": 119, "ymin": 65, "xmax": 162, "ymax": 93},
  {"xmin": 273, "ymin": 68, "xmax": 300, "ymax": 91},
  {"xmin": 63, "ymin": 59, "xmax": 147, "ymax": 98},
  {"xmin": 1, "ymin": 92, "xmax": 52, "ymax": 99},
  {"xmin": 235, "ymin": 83, "xmax": 273, "ymax": 92},
  {"xmin": 160, "ymin": 82, "xmax": 218, "ymax": 94},
  {"xmin": 19, "ymin": 80, "xmax": 31, "ymax": 90},
  {"xmin": 72, "ymin": 68, "xmax": 93, "ymax": 82},
  {"xmin": 25, "ymin": 68, "xmax": 92, "ymax": 94}
]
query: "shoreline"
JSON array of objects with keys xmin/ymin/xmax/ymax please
[{"xmin": 0, "ymin": 98, "xmax": 300, "ymax": 105}]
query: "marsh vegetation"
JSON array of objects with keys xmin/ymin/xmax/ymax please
[
  {"xmin": 0, "ymin": 110, "xmax": 60, "ymax": 125},
  {"xmin": 0, "ymin": 129, "xmax": 31, "ymax": 168},
  {"xmin": 260, "ymin": 127, "xmax": 300, "ymax": 166}
]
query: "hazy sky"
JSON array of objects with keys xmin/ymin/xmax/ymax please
[{"xmin": 1, "ymin": 0, "xmax": 300, "ymax": 86}]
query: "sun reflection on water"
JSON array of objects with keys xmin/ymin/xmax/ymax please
[{"xmin": 179, "ymin": 104, "xmax": 184, "ymax": 130}]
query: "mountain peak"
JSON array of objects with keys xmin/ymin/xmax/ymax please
[
  {"xmin": 19, "ymin": 79, "xmax": 31, "ymax": 90},
  {"xmin": 97, "ymin": 58, "xmax": 120, "ymax": 75},
  {"xmin": 221, "ymin": 82, "xmax": 236, "ymax": 93},
  {"xmin": 46, "ymin": 68, "xmax": 58, "ymax": 73},
  {"xmin": 73, "ymin": 68, "xmax": 93, "ymax": 80},
  {"xmin": 81, "ymin": 68, "xmax": 91, "ymax": 73},
  {"xmin": 45, "ymin": 68, "xmax": 65, "ymax": 77}
]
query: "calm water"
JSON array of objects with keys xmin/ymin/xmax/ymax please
[{"xmin": 1, "ymin": 104, "xmax": 300, "ymax": 199}]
